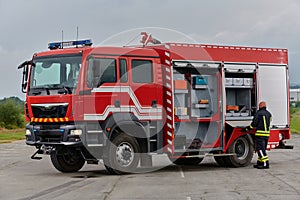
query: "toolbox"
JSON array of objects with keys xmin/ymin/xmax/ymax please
[
  {"xmin": 174, "ymin": 80, "xmax": 187, "ymax": 90},
  {"xmin": 192, "ymin": 76, "xmax": 207, "ymax": 85},
  {"xmin": 174, "ymin": 107, "xmax": 188, "ymax": 116}
]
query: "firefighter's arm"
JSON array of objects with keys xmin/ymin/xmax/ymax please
[
  {"xmin": 241, "ymin": 125, "xmax": 252, "ymax": 132},
  {"xmin": 248, "ymin": 113, "xmax": 259, "ymax": 130},
  {"xmin": 243, "ymin": 115, "xmax": 258, "ymax": 132},
  {"xmin": 246, "ymin": 124, "xmax": 254, "ymax": 131}
]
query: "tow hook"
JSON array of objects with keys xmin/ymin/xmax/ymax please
[{"xmin": 31, "ymin": 145, "xmax": 56, "ymax": 160}]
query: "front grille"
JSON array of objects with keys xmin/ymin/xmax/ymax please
[
  {"xmin": 38, "ymin": 133, "xmax": 63, "ymax": 142},
  {"xmin": 36, "ymin": 128, "xmax": 64, "ymax": 142},
  {"xmin": 31, "ymin": 103, "xmax": 68, "ymax": 118},
  {"xmin": 41, "ymin": 124, "xmax": 61, "ymax": 129}
]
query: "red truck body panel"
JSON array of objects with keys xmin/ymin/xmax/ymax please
[{"xmin": 24, "ymin": 40, "xmax": 290, "ymax": 162}]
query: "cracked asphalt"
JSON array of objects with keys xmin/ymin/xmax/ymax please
[{"xmin": 0, "ymin": 135, "xmax": 299, "ymax": 200}]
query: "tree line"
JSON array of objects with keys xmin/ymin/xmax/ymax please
[{"xmin": 0, "ymin": 97, "xmax": 25, "ymax": 129}]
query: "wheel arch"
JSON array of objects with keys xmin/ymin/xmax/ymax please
[
  {"xmin": 104, "ymin": 113, "xmax": 148, "ymax": 154},
  {"xmin": 225, "ymin": 127, "xmax": 254, "ymax": 152}
]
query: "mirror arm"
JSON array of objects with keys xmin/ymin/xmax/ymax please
[{"xmin": 18, "ymin": 60, "xmax": 33, "ymax": 93}]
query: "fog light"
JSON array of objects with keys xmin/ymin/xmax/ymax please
[
  {"xmin": 70, "ymin": 130, "xmax": 82, "ymax": 136},
  {"xmin": 25, "ymin": 130, "xmax": 31, "ymax": 136}
]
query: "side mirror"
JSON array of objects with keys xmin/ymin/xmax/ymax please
[
  {"xmin": 22, "ymin": 81, "xmax": 27, "ymax": 92},
  {"xmin": 18, "ymin": 60, "xmax": 34, "ymax": 93}
]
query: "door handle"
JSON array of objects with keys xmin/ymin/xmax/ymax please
[
  {"xmin": 152, "ymin": 100, "xmax": 157, "ymax": 108},
  {"xmin": 115, "ymin": 100, "xmax": 120, "ymax": 108}
]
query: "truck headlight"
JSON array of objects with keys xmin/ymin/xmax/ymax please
[
  {"xmin": 70, "ymin": 130, "xmax": 82, "ymax": 136},
  {"xmin": 25, "ymin": 130, "xmax": 31, "ymax": 136}
]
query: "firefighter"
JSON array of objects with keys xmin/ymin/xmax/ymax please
[{"xmin": 247, "ymin": 101, "xmax": 272, "ymax": 169}]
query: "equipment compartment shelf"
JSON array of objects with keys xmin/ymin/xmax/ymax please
[
  {"xmin": 225, "ymin": 85, "xmax": 253, "ymax": 89},
  {"xmin": 226, "ymin": 116, "xmax": 253, "ymax": 121},
  {"xmin": 193, "ymin": 85, "xmax": 208, "ymax": 89},
  {"xmin": 174, "ymin": 89, "xmax": 189, "ymax": 94},
  {"xmin": 194, "ymin": 103, "xmax": 209, "ymax": 109},
  {"xmin": 176, "ymin": 115, "xmax": 190, "ymax": 120}
]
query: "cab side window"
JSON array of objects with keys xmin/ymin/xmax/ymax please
[
  {"xmin": 120, "ymin": 59, "xmax": 128, "ymax": 83},
  {"xmin": 132, "ymin": 60, "xmax": 153, "ymax": 83},
  {"xmin": 87, "ymin": 58, "xmax": 116, "ymax": 88}
]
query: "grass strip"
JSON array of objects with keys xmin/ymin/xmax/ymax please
[{"xmin": 0, "ymin": 129, "xmax": 25, "ymax": 144}]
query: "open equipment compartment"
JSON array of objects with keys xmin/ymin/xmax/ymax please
[
  {"xmin": 172, "ymin": 62, "xmax": 223, "ymax": 151},
  {"xmin": 224, "ymin": 64, "xmax": 257, "ymax": 121},
  {"xmin": 190, "ymin": 73, "xmax": 218, "ymax": 118}
]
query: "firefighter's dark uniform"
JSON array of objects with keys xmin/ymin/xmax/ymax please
[{"xmin": 248, "ymin": 106, "xmax": 272, "ymax": 169}]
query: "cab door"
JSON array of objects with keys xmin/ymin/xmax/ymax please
[
  {"xmin": 79, "ymin": 56, "xmax": 120, "ymax": 151},
  {"xmin": 127, "ymin": 57, "xmax": 162, "ymax": 121},
  {"xmin": 83, "ymin": 56, "xmax": 120, "ymax": 121}
]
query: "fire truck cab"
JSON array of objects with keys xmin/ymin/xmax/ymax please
[{"xmin": 19, "ymin": 34, "xmax": 292, "ymax": 174}]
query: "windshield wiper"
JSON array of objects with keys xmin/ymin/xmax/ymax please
[
  {"xmin": 57, "ymin": 86, "xmax": 72, "ymax": 94},
  {"xmin": 30, "ymin": 87, "xmax": 50, "ymax": 95},
  {"xmin": 32, "ymin": 85, "xmax": 72, "ymax": 95}
]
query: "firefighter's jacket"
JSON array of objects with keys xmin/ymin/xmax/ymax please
[{"xmin": 249, "ymin": 107, "xmax": 272, "ymax": 137}]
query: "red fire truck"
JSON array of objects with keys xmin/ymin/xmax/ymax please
[{"xmin": 19, "ymin": 33, "xmax": 292, "ymax": 174}]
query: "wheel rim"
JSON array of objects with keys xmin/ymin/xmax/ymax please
[
  {"xmin": 116, "ymin": 142, "xmax": 134, "ymax": 167},
  {"xmin": 234, "ymin": 137, "xmax": 249, "ymax": 160},
  {"xmin": 62, "ymin": 152, "xmax": 78, "ymax": 165}
]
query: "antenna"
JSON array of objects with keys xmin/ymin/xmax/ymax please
[
  {"xmin": 76, "ymin": 26, "xmax": 79, "ymax": 48},
  {"xmin": 61, "ymin": 30, "xmax": 64, "ymax": 49}
]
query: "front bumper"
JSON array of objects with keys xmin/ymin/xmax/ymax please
[{"xmin": 25, "ymin": 123, "xmax": 84, "ymax": 147}]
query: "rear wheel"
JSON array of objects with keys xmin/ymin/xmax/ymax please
[
  {"xmin": 103, "ymin": 133, "xmax": 140, "ymax": 174},
  {"xmin": 50, "ymin": 148, "xmax": 85, "ymax": 173},
  {"xmin": 215, "ymin": 135, "xmax": 254, "ymax": 167}
]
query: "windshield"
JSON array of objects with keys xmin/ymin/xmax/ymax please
[{"xmin": 30, "ymin": 55, "xmax": 82, "ymax": 94}]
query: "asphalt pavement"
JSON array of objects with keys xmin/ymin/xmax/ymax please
[{"xmin": 0, "ymin": 135, "xmax": 299, "ymax": 200}]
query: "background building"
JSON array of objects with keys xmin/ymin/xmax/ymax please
[{"xmin": 290, "ymin": 88, "xmax": 300, "ymax": 106}]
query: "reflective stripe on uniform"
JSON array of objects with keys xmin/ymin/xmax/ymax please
[
  {"xmin": 255, "ymin": 130, "xmax": 270, "ymax": 137},
  {"xmin": 263, "ymin": 116, "xmax": 267, "ymax": 131},
  {"xmin": 262, "ymin": 156, "xmax": 269, "ymax": 162},
  {"xmin": 255, "ymin": 115, "xmax": 271, "ymax": 136},
  {"xmin": 258, "ymin": 156, "xmax": 269, "ymax": 162},
  {"xmin": 255, "ymin": 133, "xmax": 270, "ymax": 137}
]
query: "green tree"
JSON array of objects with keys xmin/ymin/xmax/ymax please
[{"xmin": 0, "ymin": 100, "xmax": 25, "ymax": 129}]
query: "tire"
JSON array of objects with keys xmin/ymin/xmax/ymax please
[
  {"xmin": 50, "ymin": 148, "xmax": 85, "ymax": 173},
  {"xmin": 170, "ymin": 157, "xmax": 204, "ymax": 165},
  {"xmin": 215, "ymin": 135, "xmax": 254, "ymax": 167},
  {"xmin": 103, "ymin": 133, "xmax": 140, "ymax": 175},
  {"xmin": 104, "ymin": 164, "xmax": 118, "ymax": 175}
]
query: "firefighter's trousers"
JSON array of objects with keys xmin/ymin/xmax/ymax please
[{"xmin": 255, "ymin": 136, "xmax": 269, "ymax": 167}]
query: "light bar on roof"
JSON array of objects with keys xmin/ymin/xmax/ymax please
[{"xmin": 48, "ymin": 39, "xmax": 92, "ymax": 50}]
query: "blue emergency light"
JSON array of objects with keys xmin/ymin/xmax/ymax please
[{"xmin": 48, "ymin": 39, "xmax": 92, "ymax": 50}]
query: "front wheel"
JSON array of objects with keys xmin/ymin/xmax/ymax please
[
  {"xmin": 50, "ymin": 148, "xmax": 85, "ymax": 173},
  {"xmin": 103, "ymin": 133, "xmax": 140, "ymax": 174},
  {"xmin": 215, "ymin": 135, "xmax": 254, "ymax": 167}
]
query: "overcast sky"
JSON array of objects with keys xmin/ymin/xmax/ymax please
[{"xmin": 1, "ymin": 0, "xmax": 300, "ymax": 100}]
